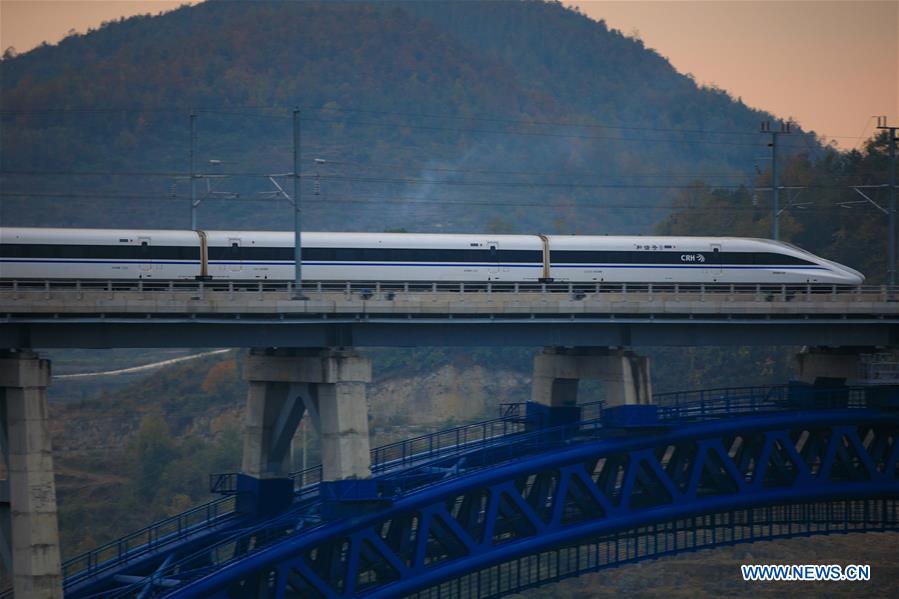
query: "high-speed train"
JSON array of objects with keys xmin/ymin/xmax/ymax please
[{"xmin": 0, "ymin": 227, "xmax": 864, "ymax": 285}]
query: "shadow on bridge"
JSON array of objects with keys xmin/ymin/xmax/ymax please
[{"xmin": 58, "ymin": 385, "xmax": 899, "ymax": 598}]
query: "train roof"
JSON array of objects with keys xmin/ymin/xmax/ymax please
[{"xmin": 0, "ymin": 227, "xmax": 822, "ymax": 256}]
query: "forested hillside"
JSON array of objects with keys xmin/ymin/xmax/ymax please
[
  {"xmin": 656, "ymin": 132, "xmax": 894, "ymax": 282},
  {"xmin": 2, "ymin": 0, "xmax": 786, "ymax": 234},
  {"xmin": 7, "ymin": 1, "xmax": 896, "ymax": 593}
]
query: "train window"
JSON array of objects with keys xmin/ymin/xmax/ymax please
[
  {"xmin": 333, "ymin": 248, "xmax": 353, "ymax": 261},
  {"xmin": 1, "ymin": 242, "xmax": 205, "ymax": 260},
  {"xmin": 321, "ymin": 248, "xmax": 337, "ymax": 261}
]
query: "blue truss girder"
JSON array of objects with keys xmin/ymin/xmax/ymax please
[
  {"xmin": 162, "ymin": 409, "xmax": 899, "ymax": 598},
  {"xmin": 409, "ymin": 499, "xmax": 898, "ymax": 599}
]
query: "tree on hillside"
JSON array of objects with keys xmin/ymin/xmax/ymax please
[
  {"xmin": 126, "ymin": 413, "xmax": 178, "ymax": 500},
  {"xmin": 655, "ymin": 132, "xmax": 891, "ymax": 281},
  {"xmin": 1, "ymin": 0, "xmax": 783, "ymax": 235}
]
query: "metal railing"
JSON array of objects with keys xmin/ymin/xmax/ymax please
[
  {"xmin": 216, "ymin": 384, "xmax": 897, "ymax": 500},
  {"xmin": 208, "ymin": 409, "xmax": 533, "ymax": 497},
  {"xmin": 107, "ymin": 420, "xmax": 589, "ymax": 598},
  {"xmin": 65, "ymin": 384, "xmax": 899, "ymax": 597},
  {"xmin": 208, "ymin": 471, "xmax": 239, "ymax": 495},
  {"xmin": 284, "ymin": 409, "xmax": 531, "ymax": 491},
  {"xmin": 61, "ymin": 384, "xmax": 899, "ymax": 595},
  {"xmin": 61, "ymin": 494, "xmax": 237, "ymax": 588},
  {"xmin": 652, "ymin": 384, "xmax": 891, "ymax": 417},
  {"xmin": 102, "ymin": 502, "xmax": 319, "ymax": 599},
  {"xmin": 653, "ymin": 385, "xmax": 789, "ymax": 406},
  {"xmin": 1, "ymin": 278, "xmax": 895, "ymax": 302},
  {"xmin": 379, "ymin": 387, "xmax": 898, "ymax": 498},
  {"xmin": 368, "ymin": 414, "xmax": 528, "ymax": 472}
]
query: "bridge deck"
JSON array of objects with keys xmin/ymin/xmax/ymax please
[
  {"xmin": 2, "ymin": 280, "xmax": 897, "ymax": 317},
  {"xmin": 2, "ymin": 281, "xmax": 898, "ymax": 348}
]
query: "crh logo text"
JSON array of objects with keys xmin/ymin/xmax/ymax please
[{"xmin": 680, "ymin": 254, "xmax": 706, "ymax": 263}]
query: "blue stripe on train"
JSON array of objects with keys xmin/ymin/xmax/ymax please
[{"xmin": 0, "ymin": 258, "xmax": 828, "ymax": 271}]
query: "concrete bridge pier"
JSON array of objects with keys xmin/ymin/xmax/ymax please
[
  {"xmin": 528, "ymin": 347, "xmax": 652, "ymax": 426},
  {"xmin": 792, "ymin": 346, "xmax": 899, "ymax": 386},
  {"xmin": 792, "ymin": 346, "xmax": 864, "ymax": 386},
  {"xmin": 0, "ymin": 350, "xmax": 63, "ymax": 598},
  {"xmin": 241, "ymin": 348, "xmax": 373, "ymax": 516}
]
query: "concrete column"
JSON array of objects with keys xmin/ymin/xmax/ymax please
[
  {"xmin": 531, "ymin": 351, "xmax": 580, "ymax": 408},
  {"xmin": 241, "ymin": 378, "xmax": 296, "ymax": 478},
  {"xmin": 0, "ymin": 350, "xmax": 63, "ymax": 599},
  {"xmin": 600, "ymin": 350, "xmax": 652, "ymax": 406},
  {"xmin": 242, "ymin": 348, "xmax": 372, "ymax": 482},
  {"xmin": 531, "ymin": 347, "xmax": 653, "ymax": 407},
  {"xmin": 315, "ymin": 370, "xmax": 369, "ymax": 481},
  {"xmin": 792, "ymin": 346, "xmax": 874, "ymax": 386}
]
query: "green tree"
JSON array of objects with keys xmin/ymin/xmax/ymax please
[{"xmin": 126, "ymin": 413, "xmax": 178, "ymax": 499}]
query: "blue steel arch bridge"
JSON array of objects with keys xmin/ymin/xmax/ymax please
[{"xmin": 51, "ymin": 384, "xmax": 899, "ymax": 599}]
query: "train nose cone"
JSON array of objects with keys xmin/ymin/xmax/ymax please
[{"xmin": 843, "ymin": 266, "xmax": 865, "ymax": 285}]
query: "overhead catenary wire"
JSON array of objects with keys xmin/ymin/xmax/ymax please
[
  {"xmin": 2, "ymin": 110, "xmax": 774, "ymax": 148},
  {"xmin": 2, "ymin": 106, "xmax": 889, "ymax": 227},
  {"xmin": 301, "ymin": 116, "xmax": 775, "ymax": 147},
  {"xmin": 301, "ymin": 158, "xmax": 749, "ymax": 180},
  {"xmin": 0, "ymin": 167, "xmax": 760, "ymax": 182},
  {"xmin": 0, "ymin": 189, "xmax": 889, "ymax": 214},
  {"xmin": 852, "ymin": 116, "xmax": 876, "ymax": 151},
  {"xmin": 2, "ymin": 181, "xmax": 881, "ymax": 198},
  {"xmin": 311, "ymin": 174, "xmax": 763, "ymax": 190},
  {"xmin": 0, "ymin": 150, "xmax": 839, "ymax": 185},
  {"xmin": 3, "ymin": 104, "xmax": 869, "ymax": 151},
  {"xmin": 305, "ymin": 105, "xmax": 873, "ymax": 141},
  {"xmin": 0, "ymin": 104, "xmax": 868, "ymax": 140}
]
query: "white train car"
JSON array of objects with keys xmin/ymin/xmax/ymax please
[
  {"xmin": 546, "ymin": 235, "xmax": 863, "ymax": 285},
  {"xmin": 0, "ymin": 227, "xmax": 201, "ymax": 280},
  {"xmin": 202, "ymin": 230, "xmax": 545, "ymax": 282},
  {"xmin": 0, "ymin": 227, "xmax": 864, "ymax": 285}
]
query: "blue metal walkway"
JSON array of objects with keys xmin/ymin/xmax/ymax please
[{"xmin": 59, "ymin": 385, "xmax": 899, "ymax": 598}]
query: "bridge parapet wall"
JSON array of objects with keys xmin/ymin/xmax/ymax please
[{"xmin": 2, "ymin": 282, "xmax": 897, "ymax": 317}]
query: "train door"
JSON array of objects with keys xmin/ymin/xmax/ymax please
[
  {"xmin": 487, "ymin": 240, "xmax": 501, "ymax": 276},
  {"xmin": 710, "ymin": 243, "xmax": 723, "ymax": 277},
  {"xmin": 228, "ymin": 237, "xmax": 242, "ymax": 273},
  {"xmin": 138, "ymin": 236, "xmax": 152, "ymax": 272}
]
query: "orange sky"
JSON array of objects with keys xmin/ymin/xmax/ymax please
[
  {"xmin": 1, "ymin": 0, "xmax": 896, "ymax": 148},
  {"xmin": 0, "ymin": 0, "xmax": 197, "ymax": 53},
  {"xmin": 568, "ymin": 1, "xmax": 898, "ymax": 148}
]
